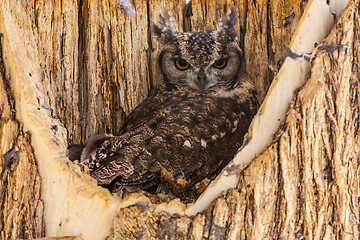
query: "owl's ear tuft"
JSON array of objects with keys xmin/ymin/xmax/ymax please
[
  {"xmin": 224, "ymin": 6, "xmax": 237, "ymax": 28},
  {"xmin": 218, "ymin": 6, "xmax": 238, "ymax": 41},
  {"xmin": 151, "ymin": 11, "xmax": 177, "ymax": 43}
]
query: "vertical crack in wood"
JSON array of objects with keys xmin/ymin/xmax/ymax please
[{"xmin": 0, "ymin": 34, "xmax": 15, "ymax": 119}]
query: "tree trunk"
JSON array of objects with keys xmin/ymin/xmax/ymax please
[{"xmin": 0, "ymin": 0, "xmax": 357, "ymax": 239}]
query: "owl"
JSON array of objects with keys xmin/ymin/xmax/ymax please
[{"xmin": 68, "ymin": 7, "xmax": 259, "ymax": 195}]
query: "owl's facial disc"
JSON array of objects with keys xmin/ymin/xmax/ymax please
[
  {"xmin": 154, "ymin": 6, "xmax": 242, "ymax": 94},
  {"xmin": 159, "ymin": 48, "xmax": 241, "ymax": 94}
]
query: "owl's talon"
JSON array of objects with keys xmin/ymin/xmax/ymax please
[{"xmin": 80, "ymin": 163, "xmax": 90, "ymax": 175}]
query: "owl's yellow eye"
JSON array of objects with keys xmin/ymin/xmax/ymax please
[
  {"xmin": 175, "ymin": 58, "xmax": 190, "ymax": 70},
  {"xmin": 213, "ymin": 59, "xmax": 227, "ymax": 69}
]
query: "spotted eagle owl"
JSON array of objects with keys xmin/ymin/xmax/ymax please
[{"xmin": 69, "ymin": 7, "xmax": 258, "ymax": 194}]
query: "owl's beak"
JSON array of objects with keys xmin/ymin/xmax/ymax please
[{"xmin": 197, "ymin": 68, "xmax": 208, "ymax": 93}]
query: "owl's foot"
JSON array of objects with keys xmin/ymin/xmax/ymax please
[
  {"xmin": 160, "ymin": 168, "xmax": 190, "ymax": 201},
  {"xmin": 71, "ymin": 160, "xmax": 90, "ymax": 175},
  {"xmin": 193, "ymin": 178, "xmax": 210, "ymax": 196},
  {"xmin": 158, "ymin": 168, "xmax": 211, "ymax": 203}
]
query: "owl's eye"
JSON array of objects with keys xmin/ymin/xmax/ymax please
[
  {"xmin": 174, "ymin": 58, "xmax": 190, "ymax": 70},
  {"xmin": 213, "ymin": 59, "xmax": 227, "ymax": 69}
]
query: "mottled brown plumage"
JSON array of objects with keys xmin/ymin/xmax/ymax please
[{"xmin": 68, "ymin": 7, "xmax": 259, "ymax": 194}]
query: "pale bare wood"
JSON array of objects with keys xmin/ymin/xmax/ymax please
[{"xmin": 29, "ymin": 237, "xmax": 83, "ymax": 240}]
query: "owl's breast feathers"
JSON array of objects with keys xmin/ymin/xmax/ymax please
[{"xmin": 74, "ymin": 83, "xmax": 258, "ymax": 192}]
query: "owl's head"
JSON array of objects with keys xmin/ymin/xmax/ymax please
[{"xmin": 151, "ymin": 7, "xmax": 243, "ymax": 95}]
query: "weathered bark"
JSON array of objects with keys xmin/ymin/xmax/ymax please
[{"xmin": 0, "ymin": 0, "xmax": 357, "ymax": 239}]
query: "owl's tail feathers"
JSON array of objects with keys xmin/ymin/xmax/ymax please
[
  {"xmin": 74, "ymin": 132, "xmax": 161, "ymax": 193},
  {"xmin": 90, "ymin": 151, "xmax": 161, "ymax": 193},
  {"xmin": 67, "ymin": 132, "xmax": 162, "ymax": 193}
]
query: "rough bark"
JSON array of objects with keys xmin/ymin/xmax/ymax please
[{"xmin": 1, "ymin": 0, "xmax": 357, "ymax": 239}]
